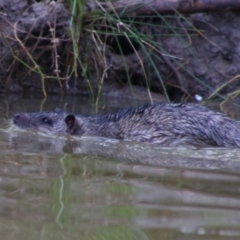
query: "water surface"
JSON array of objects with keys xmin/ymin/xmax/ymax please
[{"xmin": 1, "ymin": 96, "xmax": 240, "ymax": 240}]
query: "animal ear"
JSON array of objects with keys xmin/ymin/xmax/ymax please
[{"xmin": 65, "ymin": 115, "xmax": 77, "ymax": 134}]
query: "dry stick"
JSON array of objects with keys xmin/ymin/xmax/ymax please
[
  {"xmin": 176, "ymin": 17, "xmax": 193, "ymax": 48},
  {"xmin": 117, "ymin": 22, "xmax": 153, "ymax": 104},
  {"xmin": 48, "ymin": 22, "xmax": 63, "ymax": 89},
  {"xmin": 107, "ymin": 0, "xmax": 240, "ymax": 15},
  {"xmin": 91, "ymin": 30, "xmax": 108, "ymax": 75},
  {"xmin": 205, "ymin": 75, "xmax": 240, "ymax": 101},
  {"xmin": 2, "ymin": 15, "xmax": 66, "ymax": 95},
  {"xmin": 123, "ymin": 31, "xmax": 153, "ymax": 104},
  {"xmin": 158, "ymin": 47, "xmax": 185, "ymax": 92},
  {"xmin": 95, "ymin": 64, "xmax": 112, "ymax": 107},
  {"xmin": 47, "ymin": 2, "xmax": 67, "ymax": 94},
  {"xmin": 220, "ymin": 89, "xmax": 240, "ymax": 112},
  {"xmin": 165, "ymin": 59, "xmax": 191, "ymax": 98},
  {"xmin": 0, "ymin": 19, "xmax": 40, "ymax": 85},
  {"xmin": 65, "ymin": 65, "xmax": 71, "ymax": 89},
  {"xmin": 13, "ymin": 22, "xmax": 47, "ymax": 97},
  {"xmin": 98, "ymin": 1, "xmax": 154, "ymax": 103},
  {"xmin": 91, "ymin": 30, "xmax": 109, "ymax": 104},
  {"xmin": 149, "ymin": 22, "xmax": 185, "ymax": 92}
]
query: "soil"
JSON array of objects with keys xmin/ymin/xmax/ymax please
[{"xmin": 0, "ymin": 0, "xmax": 240, "ymax": 102}]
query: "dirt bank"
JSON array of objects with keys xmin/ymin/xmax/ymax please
[{"xmin": 0, "ymin": 0, "xmax": 240, "ymax": 102}]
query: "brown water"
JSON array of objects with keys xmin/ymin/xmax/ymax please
[{"xmin": 1, "ymin": 96, "xmax": 240, "ymax": 240}]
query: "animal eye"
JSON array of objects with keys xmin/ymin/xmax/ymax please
[{"xmin": 42, "ymin": 117, "xmax": 52, "ymax": 125}]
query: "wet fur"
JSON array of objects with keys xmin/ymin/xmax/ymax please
[{"xmin": 13, "ymin": 103, "xmax": 240, "ymax": 147}]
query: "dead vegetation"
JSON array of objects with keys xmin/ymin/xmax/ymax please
[{"xmin": 0, "ymin": 0, "xmax": 240, "ymax": 104}]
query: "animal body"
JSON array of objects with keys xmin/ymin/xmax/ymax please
[{"xmin": 12, "ymin": 103, "xmax": 240, "ymax": 147}]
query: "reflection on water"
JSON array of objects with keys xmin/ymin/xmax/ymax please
[{"xmin": 0, "ymin": 96, "xmax": 240, "ymax": 239}]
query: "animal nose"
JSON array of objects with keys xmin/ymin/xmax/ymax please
[{"xmin": 13, "ymin": 114, "xmax": 20, "ymax": 123}]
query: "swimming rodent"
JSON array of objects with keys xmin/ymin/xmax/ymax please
[{"xmin": 12, "ymin": 103, "xmax": 240, "ymax": 147}]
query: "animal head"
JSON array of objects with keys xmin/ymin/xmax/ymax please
[{"xmin": 13, "ymin": 108, "xmax": 68, "ymax": 135}]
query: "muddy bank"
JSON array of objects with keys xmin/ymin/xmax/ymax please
[{"xmin": 0, "ymin": 0, "xmax": 240, "ymax": 102}]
